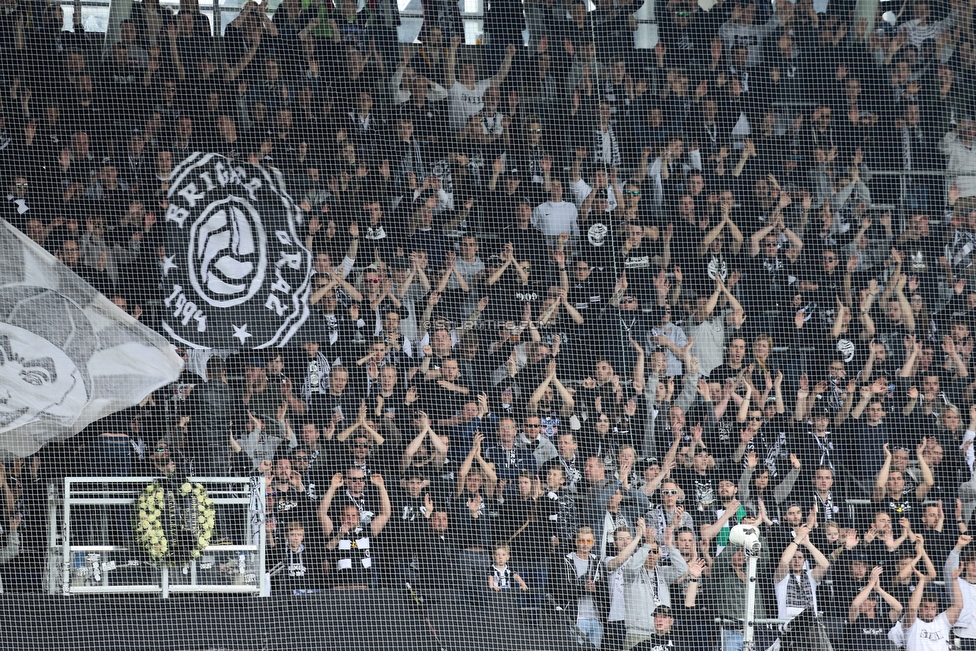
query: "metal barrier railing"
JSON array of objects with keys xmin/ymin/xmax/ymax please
[{"xmin": 52, "ymin": 476, "xmax": 266, "ymax": 597}]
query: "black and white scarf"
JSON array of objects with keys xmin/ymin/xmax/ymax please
[{"xmin": 595, "ymin": 124, "xmax": 622, "ymax": 169}]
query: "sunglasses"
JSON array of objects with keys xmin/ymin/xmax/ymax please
[
  {"xmin": 624, "ymin": 189, "xmax": 641, "ymax": 196},
  {"xmin": 674, "ymin": 10, "xmax": 690, "ymax": 16},
  {"xmin": 622, "ymin": 297, "xmax": 637, "ymax": 304},
  {"xmin": 661, "ymin": 489, "xmax": 679, "ymax": 496},
  {"xmin": 14, "ymin": 182, "xmax": 27, "ymax": 188},
  {"xmin": 528, "ymin": 128, "xmax": 543, "ymax": 133}
]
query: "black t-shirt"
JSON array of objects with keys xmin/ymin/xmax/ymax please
[
  {"xmin": 422, "ymin": 378, "xmax": 467, "ymax": 422},
  {"xmin": 746, "ymin": 254, "xmax": 797, "ymax": 311},
  {"xmin": 488, "ymin": 265, "xmax": 542, "ymax": 323},
  {"xmin": 743, "ymin": 413, "xmax": 792, "ymax": 480},
  {"xmin": 673, "ymin": 467, "xmax": 720, "ymax": 519},
  {"xmin": 499, "ymin": 224, "xmax": 550, "ymax": 271},
  {"xmin": 843, "ymin": 615, "xmax": 893, "ymax": 651},
  {"xmin": 672, "ymin": 219, "xmax": 710, "ymax": 275},
  {"xmin": 698, "ymin": 249, "xmax": 742, "ymax": 288},
  {"xmin": 880, "ymin": 491, "xmax": 920, "ymax": 528},
  {"xmin": 390, "ymin": 491, "xmax": 429, "ymax": 554},
  {"xmin": 802, "ymin": 486, "xmax": 849, "ymax": 529},
  {"xmin": 621, "ymin": 240, "xmax": 660, "ymax": 303},
  {"xmin": 708, "ymin": 411, "xmax": 740, "ymax": 466},
  {"xmin": 328, "ymin": 525, "xmax": 376, "ymax": 587},
  {"xmin": 789, "ymin": 424, "xmax": 840, "ymax": 483},
  {"xmin": 270, "ymin": 542, "xmax": 324, "ymax": 593},
  {"xmin": 579, "ymin": 211, "xmax": 617, "ymax": 270},
  {"xmin": 568, "ymin": 272, "xmax": 612, "ymax": 315},
  {"xmin": 272, "ymin": 483, "xmax": 317, "ymax": 534}
]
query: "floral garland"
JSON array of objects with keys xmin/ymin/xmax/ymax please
[{"xmin": 135, "ymin": 479, "xmax": 216, "ymax": 565}]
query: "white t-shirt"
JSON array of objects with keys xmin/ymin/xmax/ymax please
[
  {"xmin": 570, "ymin": 553, "xmax": 600, "ymax": 622},
  {"xmin": 448, "ymin": 79, "xmax": 491, "ymax": 132},
  {"xmin": 905, "ymin": 613, "xmax": 952, "ymax": 651},
  {"xmin": 603, "ymin": 557, "xmax": 626, "ymax": 622},
  {"xmin": 531, "ymin": 201, "xmax": 579, "ymax": 238}
]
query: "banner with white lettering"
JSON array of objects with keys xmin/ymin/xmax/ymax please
[
  {"xmin": 161, "ymin": 153, "xmax": 314, "ymax": 349},
  {"xmin": 0, "ymin": 219, "xmax": 184, "ymax": 460}
]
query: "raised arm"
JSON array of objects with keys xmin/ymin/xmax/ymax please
[
  {"xmin": 803, "ymin": 527, "xmax": 831, "ymax": 582},
  {"xmin": 904, "ymin": 569, "xmax": 928, "ymax": 627},
  {"xmin": 402, "ymin": 419, "xmax": 429, "ymax": 469},
  {"xmin": 446, "ymin": 35, "xmax": 460, "ymax": 87},
  {"xmin": 491, "ymin": 44, "xmax": 516, "ymax": 87},
  {"xmin": 749, "ymin": 221, "xmax": 777, "ymax": 257},
  {"xmin": 948, "ymin": 564, "xmax": 965, "ymax": 625},
  {"xmin": 872, "ymin": 443, "xmax": 892, "ymax": 502},
  {"xmin": 369, "ymin": 473, "xmax": 392, "ymax": 535},
  {"xmin": 916, "ymin": 437, "xmax": 935, "ymax": 500},
  {"xmin": 317, "ymin": 472, "xmax": 344, "ymax": 537},
  {"xmin": 607, "ymin": 518, "xmax": 646, "ymax": 570},
  {"xmin": 895, "ymin": 274, "xmax": 916, "ymax": 332},
  {"xmin": 701, "ymin": 498, "xmax": 740, "ymax": 543},
  {"xmin": 700, "ymin": 216, "xmax": 727, "ymax": 256},
  {"xmin": 849, "ymin": 566, "xmax": 884, "ymax": 622}
]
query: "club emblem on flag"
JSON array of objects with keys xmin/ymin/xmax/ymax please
[{"xmin": 161, "ymin": 153, "xmax": 313, "ymax": 349}]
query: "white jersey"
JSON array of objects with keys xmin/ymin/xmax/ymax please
[
  {"xmin": 905, "ymin": 613, "xmax": 952, "ymax": 651},
  {"xmin": 448, "ymin": 80, "xmax": 491, "ymax": 132}
]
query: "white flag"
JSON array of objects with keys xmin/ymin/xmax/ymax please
[{"xmin": 0, "ymin": 218, "xmax": 184, "ymax": 460}]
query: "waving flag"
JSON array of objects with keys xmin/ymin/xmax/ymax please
[
  {"xmin": 0, "ymin": 219, "xmax": 184, "ymax": 460},
  {"xmin": 160, "ymin": 153, "xmax": 314, "ymax": 350}
]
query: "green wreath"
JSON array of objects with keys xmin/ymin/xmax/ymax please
[{"xmin": 134, "ymin": 479, "xmax": 216, "ymax": 565}]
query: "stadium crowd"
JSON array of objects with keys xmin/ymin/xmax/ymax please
[{"xmin": 9, "ymin": 0, "xmax": 976, "ymax": 649}]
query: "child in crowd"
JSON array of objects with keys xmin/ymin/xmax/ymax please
[{"xmin": 488, "ymin": 543, "xmax": 528, "ymax": 591}]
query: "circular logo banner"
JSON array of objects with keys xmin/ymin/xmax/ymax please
[{"xmin": 160, "ymin": 154, "xmax": 313, "ymax": 349}]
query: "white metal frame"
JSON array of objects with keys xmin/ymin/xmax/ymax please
[{"xmin": 51, "ymin": 476, "xmax": 266, "ymax": 597}]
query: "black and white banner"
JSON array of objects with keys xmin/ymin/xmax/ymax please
[
  {"xmin": 161, "ymin": 153, "xmax": 314, "ymax": 350},
  {"xmin": 0, "ymin": 219, "xmax": 183, "ymax": 460}
]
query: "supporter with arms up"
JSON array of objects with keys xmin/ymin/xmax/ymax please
[
  {"xmin": 943, "ymin": 533, "xmax": 976, "ymax": 649},
  {"xmin": 902, "ymin": 564, "xmax": 964, "ymax": 651},
  {"xmin": 871, "ymin": 441, "xmax": 934, "ymax": 527},
  {"xmin": 845, "ymin": 566, "xmax": 904, "ymax": 651},
  {"xmin": 604, "ymin": 518, "xmax": 647, "ymax": 651},
  {"xmin": 619, "ymin": 525, "xmax": 689, "ymax": 645},
  {"xmin": 445, "ymin": 36, "xmax": 515, "ymax": 132},
  {"xmin": 774, "ymin": 523, "xmax": 830, "ymax": 622},
  {"xmin": 322, "ymin": 473, "xmax": 392, "ymax": 589}
]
